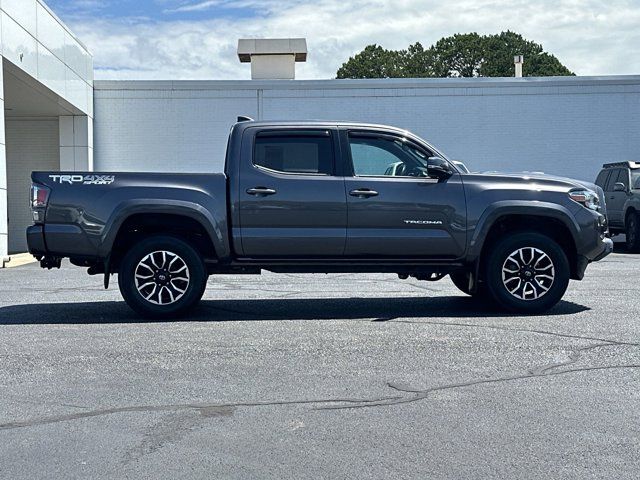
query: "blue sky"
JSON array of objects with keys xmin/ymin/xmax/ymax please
[
  {"xmin": 47, "ymin": 0, "xmax": 260, "ymax": 22},
  {"xmin": 44, "ymin": 0, "xmax": 640, "ymax": 81}
]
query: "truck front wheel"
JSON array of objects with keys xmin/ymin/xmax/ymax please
[
  {"xmin": 484, "ymin": 232, "xmax": 569, "ymax": 313},
  {"xmin": 118, "ymin": 235, "xmax": 207, "ymax": 318}
]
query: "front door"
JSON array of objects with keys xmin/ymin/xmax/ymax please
[
  {"xmin": 238, "ymin": 128, "xmax": 347, "ymax": 257},
  {"xmin": 342, "ymin": 130, "xmax": 466, "ymax": 258}
]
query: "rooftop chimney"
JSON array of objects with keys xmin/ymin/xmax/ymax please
[
  {"xmin": 514, "ymin": 55, "xmax": 524, "ymax": 77},
  {"xmin": 237, "ymin": 38, "xmax": 308, "ymax": 80}
]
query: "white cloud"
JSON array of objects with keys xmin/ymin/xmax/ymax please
[
  {"xmin": 164, "ymin": 1, "xmax": 224, "ymax": 13},
  {"xmin": 64, "ymin": 0, "xmax": 640, "ymax": 80}
]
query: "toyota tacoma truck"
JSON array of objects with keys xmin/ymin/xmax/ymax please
[{"xmin": 27, "ymin": 119, "xmax": 613, "ymax": 318}]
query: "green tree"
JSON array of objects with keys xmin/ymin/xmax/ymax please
[
  {"xmin": 479, "ymin": 31, "xmax": 573, "ymax": 77},
  {"xmin": 336, "ymin": 44, "xmax": 405, "ymax": 79},
  {"xmin": 336, "ymin": 31, "xmax": 574, "ymax": 78}
]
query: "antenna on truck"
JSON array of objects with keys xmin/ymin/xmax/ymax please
[{"xmin": 237, "ymin": 116, "xmax": 254, "ymax": 122}]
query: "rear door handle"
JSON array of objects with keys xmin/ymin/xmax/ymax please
[
  {"xmin": 246, "ymin": 187, "xmax": 277, "ymax": 196},
  {"xmin": 349, "ymin": 188, "xmax": 379, "ymax": 198}
]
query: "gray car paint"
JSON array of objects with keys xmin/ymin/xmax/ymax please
[{"xmin": 28, "ymin": 120, "xmax": 611, "ymax": 277}]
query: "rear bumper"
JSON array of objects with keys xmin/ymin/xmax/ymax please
[
  {"xmin": 27, "ymin": 225, "xmax": 47, "ymax": 256},
  {"xmin": 27, "ymin": 223, "xmax": 96, "ymax": 258}
]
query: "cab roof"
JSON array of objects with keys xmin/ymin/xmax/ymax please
[{"xmin": 603, "ymin": 161, "xmax": 640, "ymax": 169}]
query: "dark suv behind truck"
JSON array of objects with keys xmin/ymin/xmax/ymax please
[
  {"xmin": 595, "ymin": 162, "xmax": 640, "ymax": 252},
  {"xmin": 27, "ymin": 119, "xmax": 612, "ymax": 318}
]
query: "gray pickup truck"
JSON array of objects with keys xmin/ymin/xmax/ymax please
[{"xmin": 27, "ymin": 119, "xmax": 612, "ymax": 317}]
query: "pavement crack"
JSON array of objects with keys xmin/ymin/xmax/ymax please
[
  {"xmin": 0, "ymin": 396, "xmax": 402, "ymax": 431},
  {"xmin": 317, "ymin": 363, "xmax": 640, "ymax": 410},
  {"xmin": 1, "ymin": 326, "xmax": 637, "ymax": 429}
]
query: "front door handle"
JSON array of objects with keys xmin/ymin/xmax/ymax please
[
  {"xmin": 247, "ymin": 187, "xmax": 277, "ymax": 196},
  {"xmin": 349, "ymin": 188, "xmax": 379, "ymax": 198}
]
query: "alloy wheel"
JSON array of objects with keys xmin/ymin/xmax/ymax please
[
  {"xmin": 501, "ymin": 247, "xmax": 555, "ymax": 301},
  {"xmin": 134, "ymin": 250, "xmax": 190, "ymax": 305}
]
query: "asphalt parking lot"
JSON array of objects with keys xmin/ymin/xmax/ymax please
[{"xmin": 0, "ymin": 248, "xmax": 638, "ymax": 479}]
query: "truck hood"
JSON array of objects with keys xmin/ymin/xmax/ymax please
[
  {"xmin": 477, "ymin": 170, "xmax": 606, "ymax": 211},
  {"xmin": 479, "ymin": 171, "xmax": 596, "ymax": 191}
]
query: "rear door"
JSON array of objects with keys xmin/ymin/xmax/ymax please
[
  {"xmin": 605, "ymin": 169, "xmax": 627, "ymax": 227},
  {"xmin": 238, "ymin": 127, "xmax": 347, "ymax": 257},
  {"xmin": 342, "ymin": 130, "xmax": 466, "ymax": 258}
]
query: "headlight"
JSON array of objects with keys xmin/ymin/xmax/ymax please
[{"xmin": 569, "ymin": 189, "xmax": 600, "ymax": 211}]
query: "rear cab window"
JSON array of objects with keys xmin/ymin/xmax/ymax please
[{"xmin": 253, "ymin": 130, "xmax": 334, "ymax": 175}]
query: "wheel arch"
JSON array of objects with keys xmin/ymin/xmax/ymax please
[
  {"xmin": 103, "ymin": 202, "xmax": 227, "ymax": 270},
  {"xmin": 470, "ymin": 204, "xmax": 581, "ymax": 282},
  {"xmin": 624, "ymin": 204, "xmax": 638, "ymax": 223}
]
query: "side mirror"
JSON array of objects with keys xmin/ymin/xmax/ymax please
[
  {"xmin": 427, "ymin": 157, "xmax": 453, "ymax": 180},
  {"xmin": 613, "ymin": 182, "xmax": 627, "ymax": 192}
]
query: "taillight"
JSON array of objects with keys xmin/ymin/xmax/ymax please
[{"xmin": 30, "ymin": 183, "xmax": 50, "ymax": 223}]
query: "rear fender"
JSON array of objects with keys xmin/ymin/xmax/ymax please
[{"xmin": 99, "ymin": 199, "xmax": 229, "ymax": 259}]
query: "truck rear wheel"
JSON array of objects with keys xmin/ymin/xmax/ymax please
[
  {"xmin": 118, "ymin": 235, "xmax": 207, "ymax": 319},
  {"xmin": 484, "ymin": 232, "xmax": 569, "ymax": 314},
  {"xmin": 626, "ymin": 212, "xmax": 640, "ymax": 253}
]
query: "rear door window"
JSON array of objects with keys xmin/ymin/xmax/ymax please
[
  {"xmin": 604, "ymin": 169, "xmax": 621, "ymax": 191},
  {"xmin": 595, "ymin": 170, "xmax": 610, "ymax": 189},
  {"xmin": 254, "ymin": 131, "xmax": 334, "ymax": 175}
]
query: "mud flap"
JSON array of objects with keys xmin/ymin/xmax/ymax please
[{"xmin": 104, "ymin": 254, "xmax": 111, "ymax": 289}]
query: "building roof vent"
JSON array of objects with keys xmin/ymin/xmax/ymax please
[{"xmin": 237, "ymin": 38, "xmax": 307, "ymax": 80}]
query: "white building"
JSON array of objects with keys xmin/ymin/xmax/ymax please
[
  {"xmin": 93, "ymin": 76, "xmax": 640, "ymax": 180},
  {"xmin": 0, "ymin": 0, "xmax": 93, "ymax": 263},
  {"xmin": 1, "ymin": 1, "xmax": 639, "ymax": 265}
]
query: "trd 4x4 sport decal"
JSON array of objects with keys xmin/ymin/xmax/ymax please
[{"xmin": 49, "ymin": 174, "xmax": 115, "ymax": 185}]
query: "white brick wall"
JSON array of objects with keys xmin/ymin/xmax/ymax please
[
  {"xmin": 0, "ymin": 64, "xmax": 6, "ymax": 263},
  {"xmin": 5, "ymin": 119, "xmax": 59, "ymax": 253},
  {"xmin": 94, "ymin": 77, "xmax": 640, "ymax": 181}
]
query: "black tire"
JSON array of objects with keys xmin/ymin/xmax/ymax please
[
  {"xmin": 484, "ymin": 232, "xmax": 569, "ymax": 314},
  {"xmin": 118, "ymin": 235, "xmax": 207, "ymax": 319},
  {"xmin": 626, "ymin": 211, "xmax": 640, "ymax": 253}
]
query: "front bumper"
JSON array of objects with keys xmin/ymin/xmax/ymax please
[
  {"xmin": 593, "ymin": 237, "xmax": 614, "ymax": 261},
  {"xmin": 575, "ymin": 236, "xmax": 613, "ymax": 280}
]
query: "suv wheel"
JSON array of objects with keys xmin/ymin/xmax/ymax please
[
  {"xmin": 626, "ymin": 212, "xmax": 640, "ymax": 253},
  {"xmin": 118, "ymin": 235, "xmax": 207, "ymax": 318},
  {"xmin": 485, "ymin": 232, "xmax": 569, "ymax": 313}
]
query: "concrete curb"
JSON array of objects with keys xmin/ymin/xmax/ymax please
[{"xmin": 2, "ymin": 253, "xmax": 37, "ymax": 268}]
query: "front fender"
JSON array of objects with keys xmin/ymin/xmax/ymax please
[
  {"xmin": 98, "ymin": 199, "xmax": 229, "ymax": 259},
  {"xmin": 467, "ymin": 201, "xmax": 581, "ymax": 261}
]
